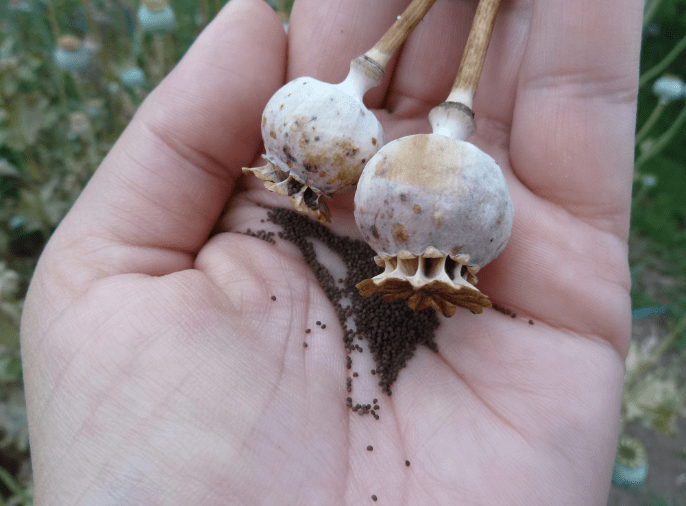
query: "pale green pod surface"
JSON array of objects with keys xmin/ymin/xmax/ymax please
[
  {"xmin": 53, "ymin": 46, "xmax": 91, "ymax": 73},
  {"xmin": 261, "ymin": 77, "xmax": 384, "ymax": 197},
  {"xmin": 354, "ymin": 133, "xmax": 513, "ymax": 271}
]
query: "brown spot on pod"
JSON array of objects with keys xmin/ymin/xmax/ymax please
[
  {"xmin": 413, "ymin": 204, "xmax": 422, "ymax": 214},
  {"xmin": 372, "ymin": 137, "xmax": 378, "ymax": 146},
  {"xmin": 270, "ymin": 130, "xmax": 277, "ymax": 139},
  {"xmin": 372, "ymin": 225, "xmax": 380, "ymax": 238},
  {"xmin": 393, "ymin": 223, "xmax": 409, "ymax": 242},
  {"xmin": 299, "ymin": 132, "xmax": 309, "ymax": 148},
  {"xmin": 262, "ymin": 116, "xmax": 267, "ymax": 127}
]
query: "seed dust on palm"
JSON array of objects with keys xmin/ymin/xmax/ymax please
[{"xmin": 250, "ymin": 205, "xmax": 441, "ymax": 411}]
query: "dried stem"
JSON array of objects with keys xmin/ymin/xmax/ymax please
[
  {"xmin": 45, "ymin": 0, "xmax": 61, "ymax": 44},
  {"xmin": 446, "ymin": 0, "xmax": 501, "ymax": 108},
  {"xmin": 364, "ymin": 0, "xmax": 437, "ymax": 72}
]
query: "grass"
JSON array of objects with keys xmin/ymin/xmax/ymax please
[{"xmin": 0, "ymin": 0, "xmax": 685, "ymax": 504}]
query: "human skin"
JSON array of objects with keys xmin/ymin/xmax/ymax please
[{"xmin": 20, "ymin": 0, "xmax": 642, "ymax": 504}]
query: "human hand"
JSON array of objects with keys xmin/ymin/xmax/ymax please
[{"xmin": 21, "ymin": 0, "xmax": 642, "ymax": 504}]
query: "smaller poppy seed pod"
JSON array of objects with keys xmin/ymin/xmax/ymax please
[
  {"xmin": 245, "ymin": 56, "xmax": 384, "ymax": 223},
  {"xmin": 138, "ymin": 0, "xmax": 177, "ymax": 33},
  {"xmin": 611, "ymin": 435, "xmax": 648, "ymax": 488},
  {"xmin": 119, "ymin": 66, "xmax": 146, "ymax": 88},
  {"xmin": 53, "ymin": 35, "xmax": 91, "ymax": 73},
  {"xmin": 244, "ymin": 0, "xmax": 439, "ymax": 223}
]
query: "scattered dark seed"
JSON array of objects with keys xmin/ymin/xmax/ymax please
[
  {"xmin": 316, "ymin": 321, "xmax": 321, "ymax": 326},
  {"xmin": 373, "ymin": 399, "xmax": 378, "ymax": 404},
  {"xmin": 271, "ymin": 295, "xmax": 276, "ymax": 301},
  {"xmin": 353, "ymin": 372, "xmax": 358, "ymax": 377},
  {"xmin": 374, "ymin": 404, "xmax": 379, "ymax": 410},
  {"xmin": 371, "ymin": 370, "xmax": 376, "ymax": 375},
  {"xmin": 511, "ymin": 313, "xmax": 516, "ymax": 318},
  {"xmin": 529, "ymin": 319, "xmax": 534, "ymax": 325},
  {"xmin": 372, "ymin": 495, "xmax": 377, "ymax": 501},
  {"xmin": 303, "ymin": 342, "xmax": 308, "ymax": 348},
  {"xmin": 321, "ymin": 324, "xmax": 326, "ymax": 329},
  {"xmin": 367, "ymin": 445, "xmax": 373, "ymax": 451},
  {"xmin": 305, "ymin": 328, "xmax": 311, "ymax": 333},
  {"xmin": 405, "ymin": 460, "xmax": 410, "ymax": 466}
]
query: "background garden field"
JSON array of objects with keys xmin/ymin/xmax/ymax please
[{"xmin": 0, "ymin": 0, "xmax": 684, "ymax": 504}]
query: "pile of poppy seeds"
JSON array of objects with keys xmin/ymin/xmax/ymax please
[{"xmin": 254, "ymin": 205, "xmax": 441, "ymax": 403}]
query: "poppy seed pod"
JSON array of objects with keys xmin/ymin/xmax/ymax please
[
  {"xmin": 354, "ymin": 0, "xmax": 512, "ymax": 317},
  {"xmin": 611, "ymin": 436, "xmax": 648, "ymax": 488},
  {"xmin": 119, "ymin": 66, "xmax": 146, "ymax": 88},
  {"xmin": 245, "ymin": 56, "xmax": 384, "ymax": 223},
  {"xmin": 652, "ymin": 75, "xmax": 685, "ymax": 103},
  {"xmin": 244, "ymin": 0, "xmax": 439, "ymax": 222},
  {"xmin": 53, "ymin": 35, "xmax": 91, "ymax": 73},
  {"xmin": 138, "ymin": 0, "xmax": 176, "ymax": 33},
  {"xmin": 354, "ymin": 113, "xmax": 513, "ymax": 316}
]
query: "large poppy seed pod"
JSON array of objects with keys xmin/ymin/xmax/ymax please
[
  {"xmin": 354, "ymin": 106, "xmax": 513, "ymax": 317},
  {"xmin": 244, "ymin": 56, "xmax": 384, "ymax": 223}
]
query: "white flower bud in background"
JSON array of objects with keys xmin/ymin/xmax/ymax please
[
  {"xmin": 53, "ymin": 35, "xmax": 91, "ymax": 73},
  {"xmin": 640, "ymin": 174, "xmax": 657, "ymax": 188},
  {"xmin": 652, "ymin": 75, "xmax": 685, "ymax": 103},
  {"xmin": 138, "ymin": 0, "xmax": 177, "ymax": 33},
  {"xmin": 119, "ymin": 67, "xmax": 146, "ymax": 88},
  {"xmin": 612, "ymin": 435, "xmax": 648, "ymax": 488}
]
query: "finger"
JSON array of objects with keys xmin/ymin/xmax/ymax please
[
  {"xmin": 288, "ymin": 0, "xmax": 406, "ymax": 79},
  {"xmin": 376, "ymin": 0, "xmax": 532, "ymax": 141},
  {"xmin": 288, "ymin": 0, "xmax": 436, "ymax": 107},
  {"xmin": 45, "ymin": 0, "xmax": 287, "ymax": 284},
  {"xmin": 510, "ymin": 0, "xmax": 643, "ymax": 238}
]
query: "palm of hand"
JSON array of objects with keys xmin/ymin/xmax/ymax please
[{"xmin": 21, "ymin": 0, "xmax": 641, "ymax": 504}]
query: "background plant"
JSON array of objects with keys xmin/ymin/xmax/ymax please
[{"xmin": 0, "ymin": 0, "xmax": 684, "ymax": 504}]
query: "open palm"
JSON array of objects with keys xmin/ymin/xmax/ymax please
[{"xmin": 21, "ymin": 0, "xmax": 642, "ymax": 504}]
